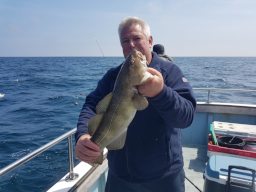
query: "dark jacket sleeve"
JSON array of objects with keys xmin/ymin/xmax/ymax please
[
  {"xmin": 148, "ymin": 62, "xmax": 196, "ymax": 128},
  {"xmin": 75, "ymin": 68, "xmax": 118, "ymax": 142}
]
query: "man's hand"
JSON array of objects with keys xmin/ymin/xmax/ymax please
[
  {"xmin": 137, "ymin": 67, "xmax": 164, "ymax": 98},
  {"xmin": 75, "ymin": 134, "xmax": 101, "ymax": 164}
]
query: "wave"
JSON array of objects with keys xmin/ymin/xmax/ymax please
[{"xmin": 0, "ymin": 93, "xmax": 5, "ymax": 99}]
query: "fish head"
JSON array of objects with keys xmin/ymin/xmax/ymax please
[{"xmin": 127, "ymin": 49, "xmax": 151, "ymax": 85}]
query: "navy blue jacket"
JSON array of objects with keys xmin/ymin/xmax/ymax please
[{"xmin": 75, "ymin": 52, "xmax": 196, "ymax": 182}]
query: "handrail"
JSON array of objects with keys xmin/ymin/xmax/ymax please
[
  {"xmin": 193, "ymin": 88, "xmax": 256, "ymax": 103},
  {"xmin": 193, "ymin": 88, "xmax": 256, "ymax": 92},
  {"xmin": 0, "ymin": 128, "xmax": 77, "ymax": 179}
]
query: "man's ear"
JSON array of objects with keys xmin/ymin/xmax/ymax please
[{"xmin": 149, "ymin": 36, "xmax": 153, "ymax": 48}]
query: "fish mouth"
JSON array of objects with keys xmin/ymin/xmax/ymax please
[{"xmin": 141, "ymin": 58, "xmax": 147, "ymax": 67}]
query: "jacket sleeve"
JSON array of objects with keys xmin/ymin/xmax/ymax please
[
  {"xmin": 75, "ymin": 68, "xmax": 116, "ymax": 143},
  {"xmin": 148, "ymin": 64, "xmax": 196, "ymax": 128}
]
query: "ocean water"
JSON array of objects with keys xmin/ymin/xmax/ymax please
[{"xmin": 0, "ymin": 57, "xmax": 256, "ymax": 191}]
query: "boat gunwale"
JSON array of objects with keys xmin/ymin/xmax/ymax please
[{"xmin": 197, "ymin": 102, "xmax": 256, "ymax": 116}]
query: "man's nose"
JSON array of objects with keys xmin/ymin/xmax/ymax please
[{"xmin": 129, "ymin": 40, "xmax": 136, "ymax": 48}]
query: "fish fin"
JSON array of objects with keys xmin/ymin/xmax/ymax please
[
  {"xmin": 107, "ymin": 131, "xmax": 127, "ymax": 150},
  {"xmin": 96, "ymin": 92, "xmax": 113, "ymax": 113},
  {"xmin": 88, "ymin": 113, "xmax": 104, "ymax": 136},
  {"xmin": 132, "ymin": 93, "xmax": 148, "ymax": 110}
]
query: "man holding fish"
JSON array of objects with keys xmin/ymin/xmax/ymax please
[{"xmin": 75, "ymin": 16, "xmax": 196, "ymax": 192}]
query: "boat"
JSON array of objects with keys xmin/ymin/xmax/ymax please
[{"xmin": 0, "ymin": 87, "xmax": 256, "ymax": 192}]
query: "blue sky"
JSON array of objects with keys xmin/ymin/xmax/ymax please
[{"xmin": 1, "ymin": 0, "xmax": 256, "ymax": 57}]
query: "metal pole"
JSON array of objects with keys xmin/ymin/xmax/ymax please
[
  {"xmin": 65, "ymin": 136, "xmax": 78, "ymax": 181},
  {"xmin": 207, "ymin": 89, "xmax": 210, "ymax": 103},
  {"xmin": 0, "ymin": 128, "xmax": 77, "ymax": 177}
]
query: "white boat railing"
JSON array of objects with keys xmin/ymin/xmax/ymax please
[
  {"xmin": 193, "ymin": 88, "xmax": 256, "ymax": 103},
  {"xmin": 0, "ymin": 128, "xmax": 78, "ymax": 181}
]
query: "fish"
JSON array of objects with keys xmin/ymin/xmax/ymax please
[{"xmin": 88, "ymin": 49, "xmax": 153, "ymax": 164}]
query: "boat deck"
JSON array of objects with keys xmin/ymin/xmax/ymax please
[
  {"xmin": 47, "ymin": 145, "xmax": 208, "ymax": 192},
  {"xmin": 183, "ymin": 145, "xmax": 208, "ymax": 192}
]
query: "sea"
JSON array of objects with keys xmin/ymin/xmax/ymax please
[{"xmin": 0, "ymin": 57, "xmax": 256, "ymax": 192}]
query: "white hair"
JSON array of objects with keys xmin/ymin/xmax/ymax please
[{"xmin": 118, "ymin": 16, "xmax": 151, "ymax": 40}]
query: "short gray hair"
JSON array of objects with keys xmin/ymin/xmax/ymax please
[{"xmin": 118, "ymin": 16, "xmax": 151, "ymax": 40}]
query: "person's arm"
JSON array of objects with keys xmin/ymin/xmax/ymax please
[{"xmin": 138, "ymin": 66, "xmax": 196, "ymax": 128}]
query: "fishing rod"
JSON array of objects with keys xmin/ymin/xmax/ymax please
[
  {"xmin": 96, "ymin": 40, "xmax": 105, "ymax": 57},
  {"xmin": 185, "ymin": 175, "xmax": 202, "ymax": 192}
]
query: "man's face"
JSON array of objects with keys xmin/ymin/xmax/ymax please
[{"xmin": 120, "ymin": 23, "xmax": 153, "ymax": 63}]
